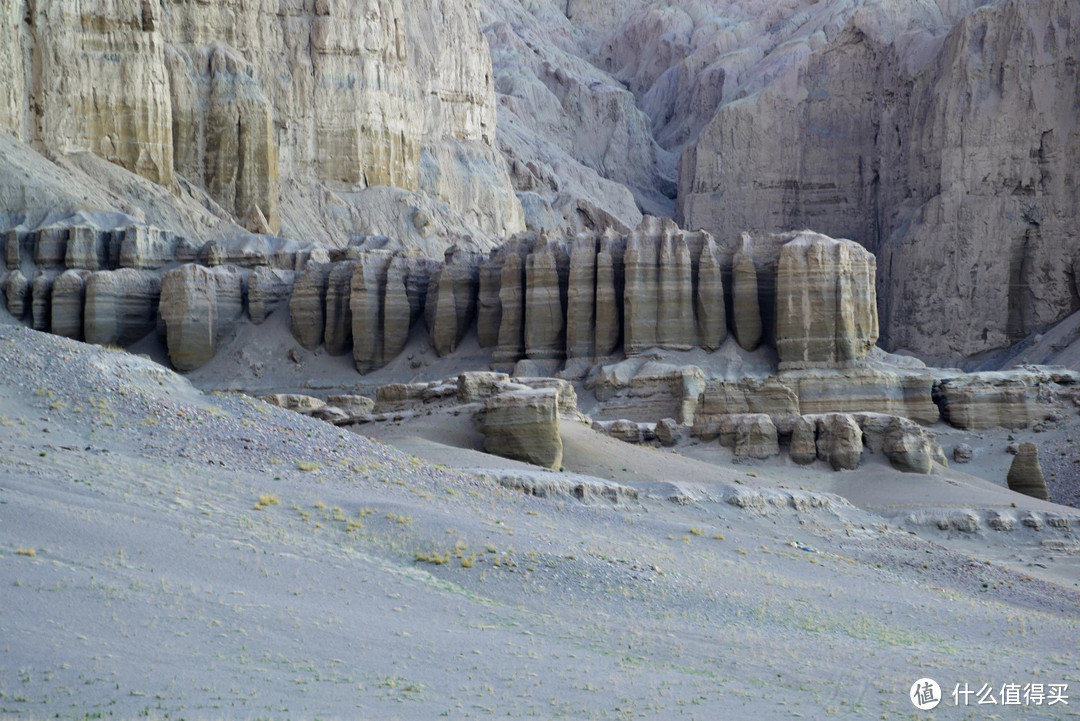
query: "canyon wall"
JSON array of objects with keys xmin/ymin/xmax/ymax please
[
  {"xmin": 0, "ymin": 0, "xmax": 524, "ymax": 250},
  {"xmin": 673, "ymin": 0, "xmax": 1080, "ymax": 363}
]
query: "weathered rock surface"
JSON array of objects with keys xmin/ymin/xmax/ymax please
[
  {"xmin": 289, "ymin": 262, "xmax": 331, "ymax": 351},
  {"xmin": 247, "ymin": 267, "xmax": 294, "ymax": 325},
  {"xmin": 1007, "ymin": 442, "xmax": 1049, "ymax": 500},
  {"xmin": 83, "ymin": 269, "xmax": 161, "ymax": 346},
  {"xmin": 524, "ymin": 236, "xmax": 567, "ymax": 361},
  {"xmin": 0, "ymin": 0, "xmax": 525, "ymax": 247},
  {"xmin": 731, "ymin": 241, "xmax": 761, "ymax": 352},
  {"xmin": 258, "ymin": 394, "xmax": 326, "ymax": 414},
  {"xmin": 789, "ymin": 416, "xmax": 818, "ymax": 466},
  {"xmin": 159, "ymin": 264, "xmax": 243, "ymax": 371},
  {"xmin": 458, "ymin": 372, "xmax": 512, "ymax": 404},
  {"xmin": 326, "ymin": 395, "xmax": 375, "ymax": 416},
  {"xmin": 776, "ymin": 232, "xmax": 878, "ymax": 369},
  {"xmin": 50, "ymin": 269, "xmax": 91, "ymax": 340},
  {"xmin": 324, "ymin": 261, "xmax": 356, "ymax": 357},
  {"xmin": 655, "ymin": 417, "xmax": 680, "ymax": 447},
  {"xmin": 2, "ymin": 270, "xmax": 30, "ymax": 319},
  {"xmin": 935, "ymin": 371, "xmax": 1077, "ymax": 430},
  {"xmin": 953, "ymin": 444, "xmax": 973, "ymax": 464},
  {"xmin": 716, "ymin": 414, "xmax": 779, "ymax": 460},
  {"xmin": 814, "ymin": 414, "xmax": 863, "ymax": 471},
  {"xmin": 881, "ymin": 416, "xmax": 934, "ymax": 474},
  {"xmin": 31, "ymin": 272, "xmax": 57, "ymax": 332},
  {"xmin": 675, "ymin": 0, "xmax": 1080, "ymax": 363},
  {"xmin": 476, "ymin": 388, "xmax": 563, "ymax": 470}
]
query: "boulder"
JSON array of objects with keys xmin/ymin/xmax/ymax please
[
  {"xmin": 717, "ymin": 414, "xmax": 779, "ymax": 460},
  {"xmin": 1006, "ymin": 443, "xmax": 1048, "ymax": 500},
  {"xmin": 656, "ymin": 418, "xmax": 680, "ymax": 447},
  {"xmin": 882, "ymin": 416, "xmax": 933, "ymax": 474},
  {"xmin": 953, "ymin": 444, "xmax": 973, "ymax": 463},
  {"xmin": 476, "ymin": 388, "xmax": 563, "ymax": 470},
  {"xmin": 609, "ymin": 419, "xmax": 644, "ymax": 444},
  {"xmin": 936, "ymin": 372, "xmax": 1063, "ymax": 430},
  {"xmin": 815, "ymin": 414, "xmax": 863, "ymax": 471}
]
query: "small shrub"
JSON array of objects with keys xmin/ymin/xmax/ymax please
[
  {"xmin": 16, "ymin": 548, "xmax": 36, "ymax": 557},
  {"xmin": 254, "ymin": 493, "xmax": 281, "ymax": 510},
  {"xmin": 297, "ymin": 460, "xmax": 319, "ymax": 472}
]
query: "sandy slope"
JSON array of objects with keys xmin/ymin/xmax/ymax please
[{"xmin": 2, "ymin": 325, "xmax": 1080, "ymax": 719}]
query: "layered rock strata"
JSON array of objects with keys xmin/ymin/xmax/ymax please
[
  {"xmin": 475, "ymin": 389, "xmax": 564, "ymax": 470},
  {"xmin": 1007, "ymin": 442, "xmax": 1049, "ymax": 500}
]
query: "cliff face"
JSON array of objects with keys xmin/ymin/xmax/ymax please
[
  {"xmin": 0, "ymin": 0, "xmax": 525, "ymax": 250},
  {"xmin": 674, "ymin": 0, "xmax": 1080, "ymax": 362}
]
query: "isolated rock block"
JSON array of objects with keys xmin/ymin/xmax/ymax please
[
  {"xmin": 1007, "ymin": 442, "xmax": 1048, "ymax": 500},
  {"xmin": 814, "ymin": 414, "xmax": 863, "ymax": 471},
  {"xmin": 477, "ymin": 388, "xmax": 563, "ymax": 470}
]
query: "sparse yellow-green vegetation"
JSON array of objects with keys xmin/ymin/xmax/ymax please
[
  {"xmin": 313, "ymin": 500, "xmax": 327, "ymax": 509},
  {"xmin": 415, "ymin": 550, "xmax": 451, "ymax": 565},
  {"xmin": 254, "ymin": 493, "xmax": 281, "ymax": 510},
  {"xmin": 689, "ymin": 527, "xmax": 705, "ymax": 536},
  {"xmin": 297, "ymin": 460, "xmax": 319, "ymax": 472},
  {"xmin": 16, "ymin": 547, "xmax": 36, "ymax": 557}
]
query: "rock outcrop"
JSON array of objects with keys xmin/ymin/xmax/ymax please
[
  {"xmin": 159, "ymin": 265, "xmax": 243, "ymax": 371},
  {"xmin": 1007, "ymin": 442, "xmax": 1049, "ymax": 500},
  {"xmin": 83, "ymin": 270, "xmax": 161, "ymax": 346},
  {"xmin": 935, "ymin": 371, "xmax": 1078, "ymax": 430},
  {"xmin": 50, "ymin": 269, "xmax": 91, "ymax": 340},
  {"xmin": 814, "ymin": 414, "xmax": 863, "ymax": 471},
  {"xmin": 675, "ymin": 0, "xmax": 1080, "ymax": 364},
  {"xmin": 775, "ymin": 232, "xmax": 878, "ymax": 369},
  {"xmin": 475, "ymin": 388, "xmax": 564, "ymax": 470},
  {"xmin": 289, "ymin": 262, "xmax": 331, "ymax": 351},
  {"xmin": 247, "ymin": 267, "xmax": 294, "ymax": 325}
]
